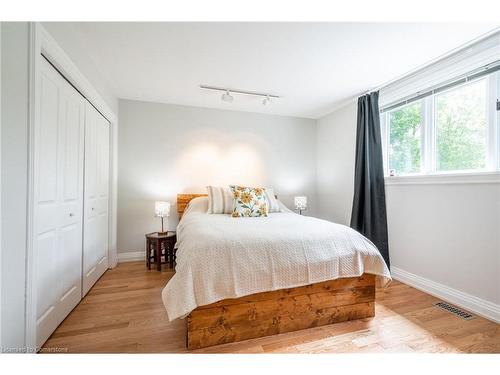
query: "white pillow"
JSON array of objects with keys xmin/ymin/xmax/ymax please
[
  {"xmin": 185, "ymin": 196, "xmax": 208, "ymax": 215},
  {"xmin": 206, "ymin": 186, "xmax": 234, "ymax": 214},
  {"xmin": 264, "ymin": 187, "xmax": 280, "ymax": 213},
  {"xmin": 206, "ymin": 185, "xmax": 281, "ymax": 214}
]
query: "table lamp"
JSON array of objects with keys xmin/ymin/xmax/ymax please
[
  {"xmin": 294, "ymin": 196, "xmax": 307, "ymax": 215},
  {"xmin": 155, "ymin": 201, "xmax": 171, "ymax": 235}
]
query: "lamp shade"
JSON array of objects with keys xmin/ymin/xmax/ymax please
[
  {"xmin": 294, "ymin": 196, "xmax": 307, "ymax": 210},
  {"xmin": 154, "ymin": 201, "xmax": 170, "ymax": 217}
]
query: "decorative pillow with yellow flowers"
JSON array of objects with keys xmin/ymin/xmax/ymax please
[{"xmin": 229, "ymin": 185, "xmax": 269, "ymax": 217}]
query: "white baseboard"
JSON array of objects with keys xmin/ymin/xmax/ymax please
[
  {"xmin": 117, "ymin": 251, "xmax": 144, "ymax": 263},
  {"xmin": 391, "ymin": 266, "xmax": 500, "ymax": 324}
]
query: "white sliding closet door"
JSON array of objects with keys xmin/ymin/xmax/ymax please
[
  {"xmin": 35, "ymin": 58, "xmax": 85, "ymax": 348},
  {"xmin": 82, "ymin": 102, "xmax": 110, "ymax": 296}
]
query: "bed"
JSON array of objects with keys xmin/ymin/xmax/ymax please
[{"xmin": 162, "ymin": 194, "xmax": 391, "ymax": 349}]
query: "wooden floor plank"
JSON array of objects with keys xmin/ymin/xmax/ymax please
[{"xmin": 42, "ymin": 261, "xmax": 500, "ymax": 353}]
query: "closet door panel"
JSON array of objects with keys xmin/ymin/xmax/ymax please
[
  {"xmin": 97, "ymin": 117, "xmax": 110, "ymax": 265},
  {"xmin": 63, "ymin": 92, "xmax": 84, "ymax": 201},
  {"xmin": 36, "ymin": 61, "xmax": 62, "ymax": 345},
  {"xmin": 83, "ymin": 214, "xmax": 98, "ymax": 276},
  {"xmin": 83, "ymin": 104, "xmax": 98, "ymax": 293},
  {"xmin": 98, "ymin": 116, "xmax": 110, "ymax": 197},
  {"xmin": 59, "ymin": 223, "xmax": 79, "ymax": 295},
  {"xmin": 35, "ymin": 231, "xmax": 58, "ymax": 348},
  {"xmin": 85, "ymin": 107, "xmax": 98, "ymax": 199},
  {"xmin": 57, "ymin": 85, "xmax": 85, "ymax": 309},
  {"xmin": 36, "ymin": 231, "xmax": 57, "ymax": 324},
  {"xmin": 82, "ymin": 104, "xmax": 110, "ymax": 296},
  {"xmin": 38, "ymin": 74, "xmax": 59, "ymax": 202},
  {"xmin": 35, "ymin": 58, "xmax": 85, "ymax": 348}
]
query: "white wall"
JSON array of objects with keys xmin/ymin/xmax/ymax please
[
  {"xmin": 386, "ymin": 182, "xmax": 500, "ymax": 305},
  {"xmin": 118, "ymin": 99, "xmax": 317, "ymax": 254},
  {"xmin": 316, "ymin": 102, "xmax": 500, "ymax": 320},
  {"xmin": 41, "ymin": 22, "xmax": 119, "ymax": 115},
  {"xmin": 316, "ymin": 102, "xmax": 357, "ymax": 225},
  {"xmin": 1, "ymin": 22, "xmax": 30, "ymax": 349}
]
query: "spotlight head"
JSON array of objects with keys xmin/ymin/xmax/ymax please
[{"xmin": 221, "ymin": 90, "xmax": 234, "ymax": 102}]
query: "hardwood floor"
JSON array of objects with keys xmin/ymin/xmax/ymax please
[{"xmin": 42, "ymin": 261, "xmax": 500, "ymax": 353}]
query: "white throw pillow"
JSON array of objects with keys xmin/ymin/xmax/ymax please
[
  {"xmin": 206, "ymin": 186, "xmax": 234, "ymax": 214},
  {"xmin": 206, "ymin": 185, "xmax": 281, "ymax": 214},
  {"xmin": 264, "ymin": 187, "xmax": 281, "ymax": 213}
]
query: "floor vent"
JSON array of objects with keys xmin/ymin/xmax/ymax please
[{"xmin": 433, "ymin": 301, "xmax": 474, "ymax": 320}]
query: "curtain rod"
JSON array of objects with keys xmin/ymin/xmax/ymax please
[
  {"xmin": 380, "ymin": 59, "xmax": 500, "ymax": 113},
  {"xmin": 358, "ymin": 27, "xmax": 500, "ymax": 98}
]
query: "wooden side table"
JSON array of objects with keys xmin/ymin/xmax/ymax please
[{"xmin": 145, "ymin": 232, "xmax": 177, "ymax": 271}]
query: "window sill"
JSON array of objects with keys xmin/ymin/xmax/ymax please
[{"xmin": 385, "ymin": 171, "xmax": 500, "ymax": 185}]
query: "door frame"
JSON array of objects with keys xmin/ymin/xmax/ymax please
[{"xmin": 25, "ymin": 22, "xmax": 118, "ymax": 350}]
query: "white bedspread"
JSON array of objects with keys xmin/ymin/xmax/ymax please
[{"xmin": 162, "ymin": 197, "xmax": 391, "ymax": 321}]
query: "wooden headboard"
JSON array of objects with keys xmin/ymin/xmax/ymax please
[
  {"xmin": 177, "ymin": 191, "xmax": 278, "ymax": 217},
  {"xmin": 177, "ymin": 194, "xmax": 208, "ymax": 217}
]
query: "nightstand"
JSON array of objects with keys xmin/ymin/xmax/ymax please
[{"xmin": 145, "ymin": 232, "xmax": 177, "ymax": 271}]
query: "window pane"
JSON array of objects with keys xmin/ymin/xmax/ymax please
[
  {"xmin": 388, "ymin": 101, "xmax": 422, "ymax": 174},
  {"xmin": 436, "ymin": 79, "xmax": 488, "ymax": 172}
]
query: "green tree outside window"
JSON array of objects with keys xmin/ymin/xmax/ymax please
[
  {"xmin": 436, "ymin": 79, "xmax": 487, "ymax": 171},
  {"xmin": 387, "ymin": 78, "xmax": 488, "ymax": 175},
  {"xmin": 389, "ymin": 102, "xmax": 422, "ymax": 174}
]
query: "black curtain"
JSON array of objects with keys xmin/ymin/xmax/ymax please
[{"xmin": 350, "ymin": 91, "xmax": 390, "ymax": 268}]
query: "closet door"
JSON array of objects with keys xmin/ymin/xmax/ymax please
[
  {"xmin": 82, "ymin": 103, "xmax": 110, "ymax": 296},
  {"xmin": 35, "ymin": 58, "xmax": 85, "ymax": 348}
]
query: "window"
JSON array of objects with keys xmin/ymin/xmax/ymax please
[
  {"xmin": 388, "ymin": 101, "xmax": 423, "ymax": 174},
  {"xmin": 435, "ymin": 79, "xmax": 487, "ymax": 172},
  {"xmin": 380, "ymin": 71, "xmax": 499, "ymax": 177}
]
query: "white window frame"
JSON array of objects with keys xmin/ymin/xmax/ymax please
[
  {"xmin": 492, "ymin": 71, "xmax": 500, "ymax": 170},
  {"xmin": 381, "ymin": 100, "xmax": 426, "ymax": 176},
  {"xmin": 381, "ymin": 70, "xmax": 500, "ymax": 182}
]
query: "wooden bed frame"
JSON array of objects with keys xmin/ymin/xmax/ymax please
[{"xmin": 176, "ymin": 194, "xmax": 376, "ymax": 350}]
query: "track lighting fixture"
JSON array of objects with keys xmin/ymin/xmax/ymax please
[
  {"xmin": 200, "ymin": 85, "xmax": 280, "ymax": 105},
  {"xmin": 221, "ymin": 90, "xmax": 234, "ymax": 102}
]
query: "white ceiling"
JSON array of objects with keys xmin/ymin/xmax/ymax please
[{"xmin": 52, "ymin": 22, "xmax": 499, "ymax": 119}]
